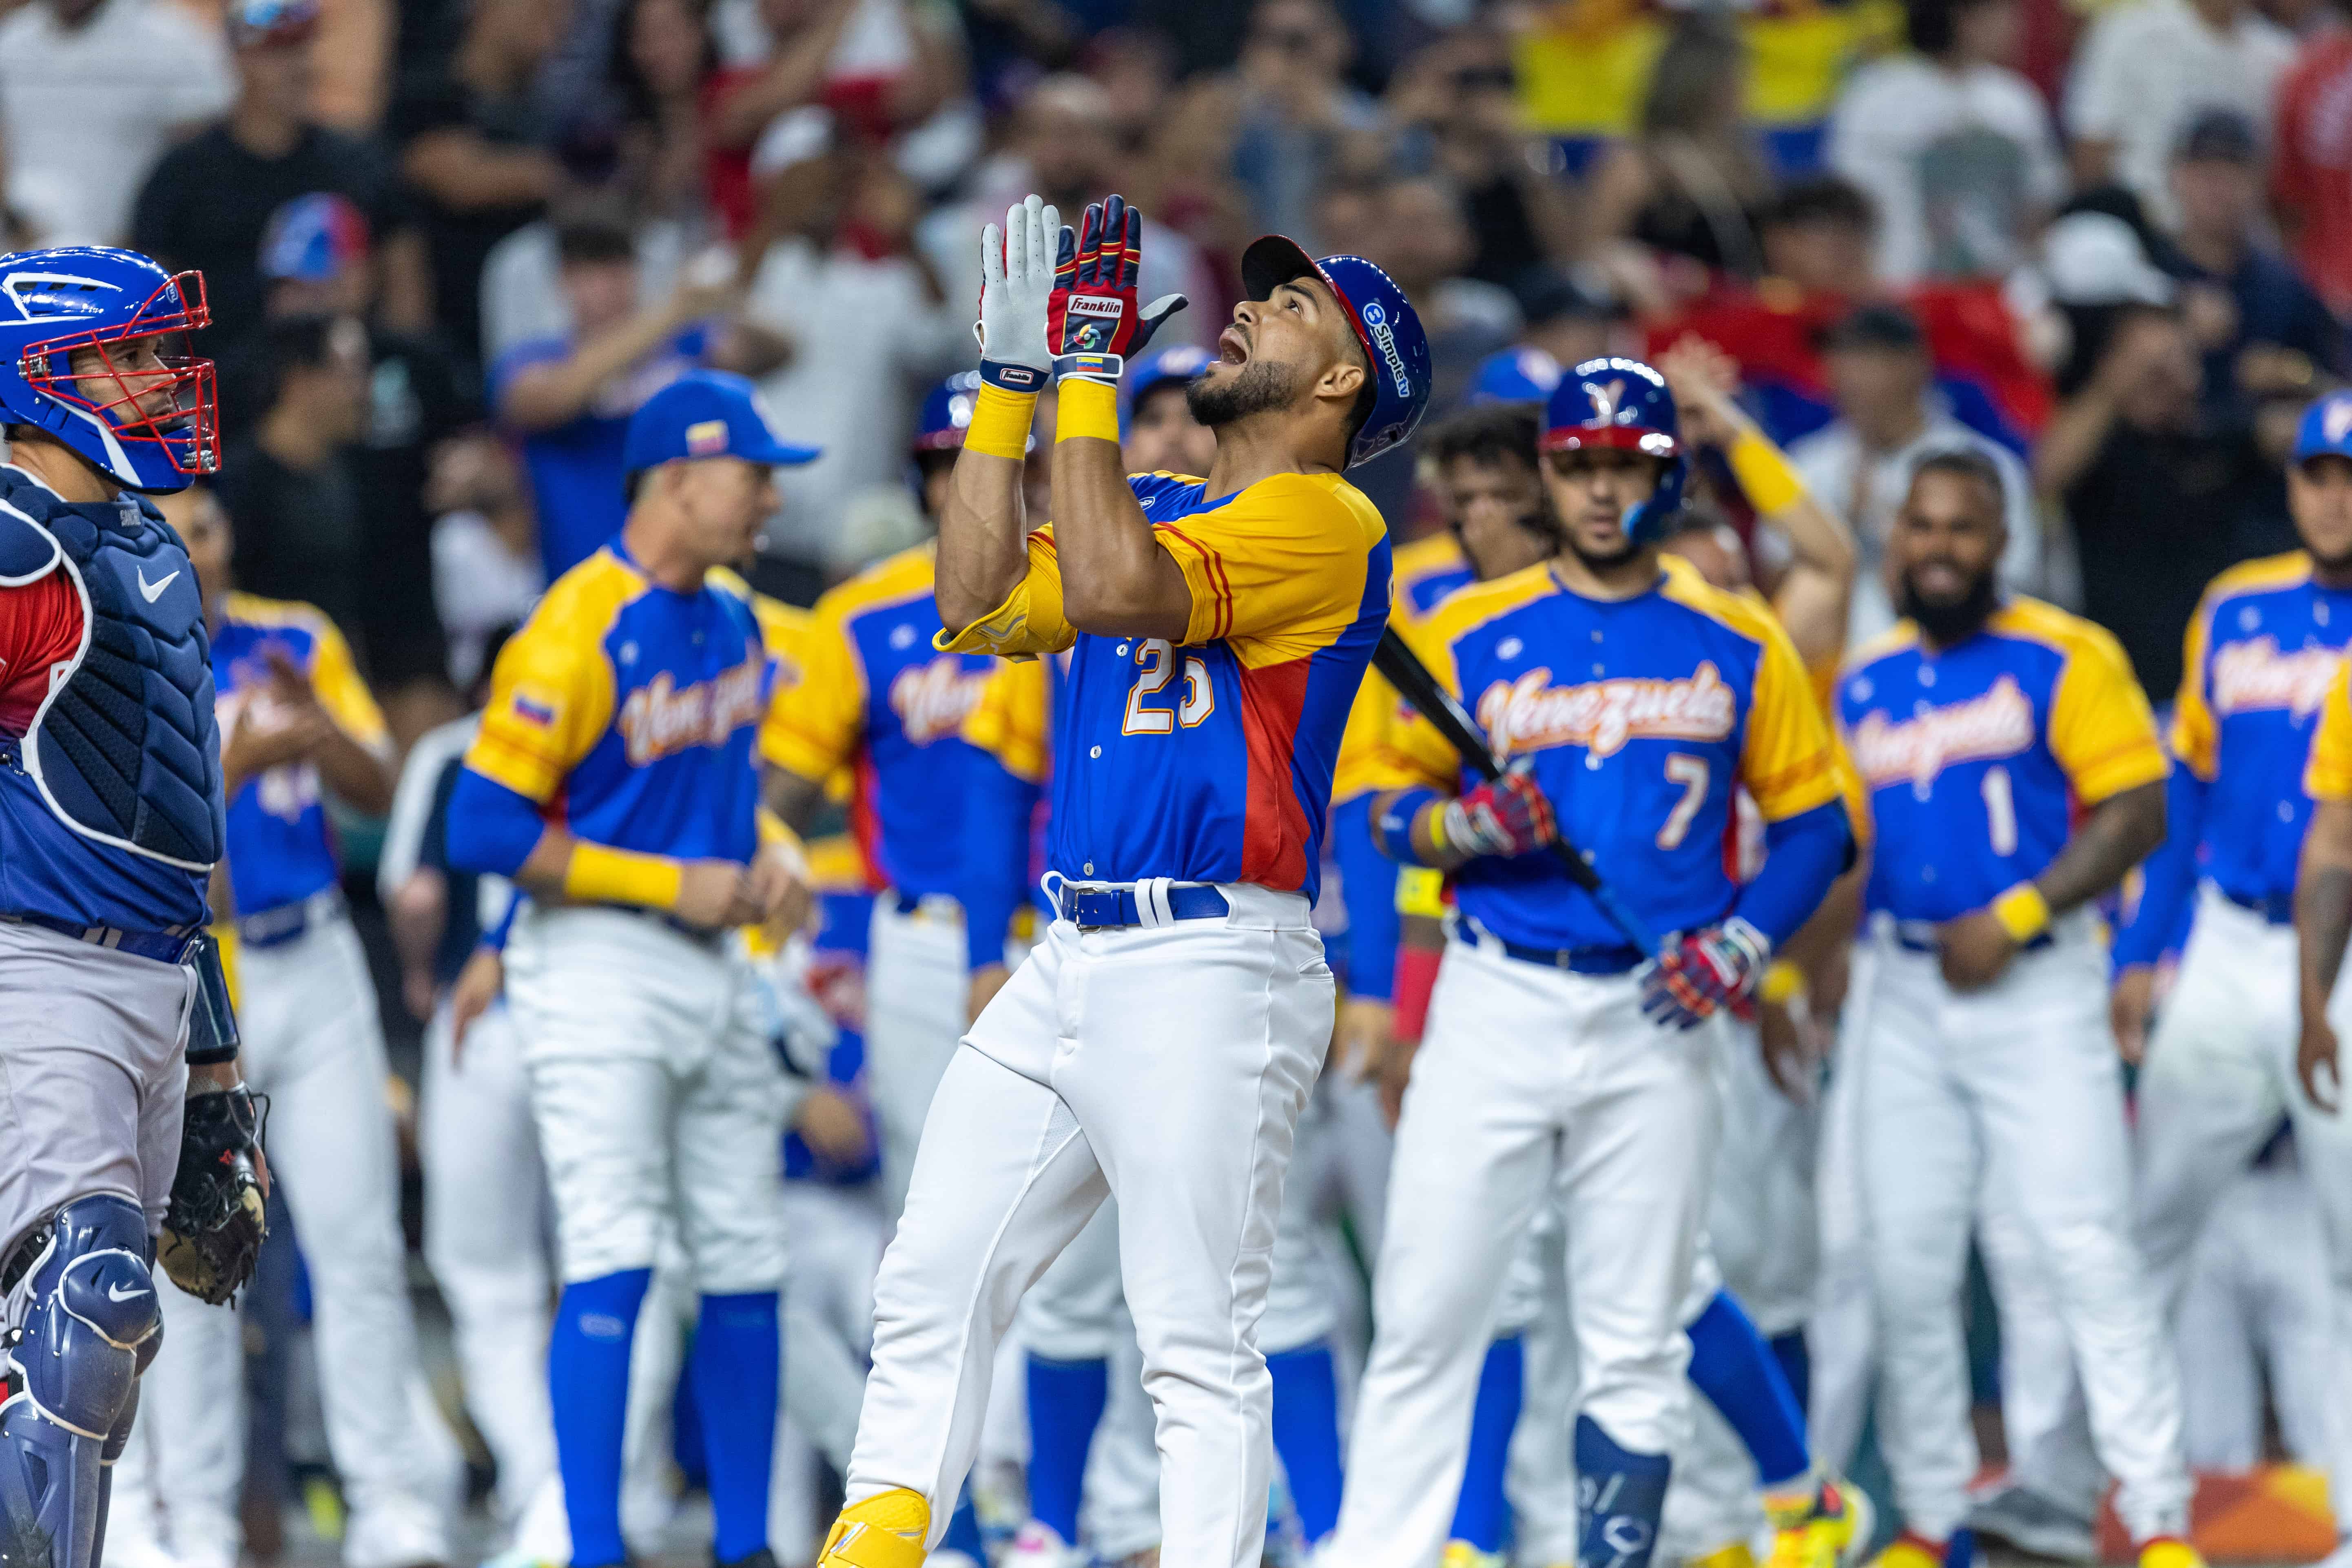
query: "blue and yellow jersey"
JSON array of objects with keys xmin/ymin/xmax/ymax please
[
  {"xmin": 1838, "ymin": 598, "xmax": 2166, "ymax": 925},
  {"xmin": 213, "ymin": 593, "xmax": 389, "ymax": 915},
  {"xmin": 463, "ymin": 543, "xmax": 769, "ymax": 863},
  {"xmin": 762, "ymin": 543, "xmax": 993, "ymax": 901},
  {"xmin": 942, "ymin": 470, "xmax": 1390, "ymax": 901},
  {"xmin": 959, "ymin": 653, "xmax": 1060, "ymax": 969},
  {"xmin": 2305, "ymin": 657, "xmax": 2352, "ymax": 802},
  {"xmin": 2170, "ymin": 553, "xmax": 2352, "ymax": 902},
  {"xmin": 1364, "ymin": 554, "xmax": 1840, "ymax": 951}
]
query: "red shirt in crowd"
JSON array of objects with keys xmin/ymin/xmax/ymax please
[
  {"xmin": 0, "ymin": 572, "xmax": 82, "ymax": 737},
  {"xmin": 2273, "ymin": 27, "xmax": 2352, "ymax": 319}
]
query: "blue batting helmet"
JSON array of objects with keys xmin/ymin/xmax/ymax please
[
  {"xmin": 2295, "ymin": 392, "xmax": 2352, "ymax": 467},
  {"xmin": 1240, "ymin": 236, "xmax": 1431, "ymax": 468},
  {"xmin": 0, "ymin": 247, "xmax": 217, "ymax": 493},
  {"xmin": 1464, "ymin": 346, "xmax": 1564, "ymax": 407},
  {"xmin": 1541, "ymin": 355, "xmax": 1687, "ymax": 545},
  {"xmin": 915, "ymin": 369, "xmax": 983, "ymax": 453}
]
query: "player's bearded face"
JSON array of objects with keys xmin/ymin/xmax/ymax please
[
  {"xmin": 1543, "ymin": 449, "xmax": 1658, "ymax": 571},
  {"xmin": 1894, "ymin": 470, "xmax": 2004, "ymax": 642},
  {"xmin": 1186, "ymin": 354, "xmax": 1300, "ymax": 428}
]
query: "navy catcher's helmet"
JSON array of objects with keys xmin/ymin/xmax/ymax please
[
  {"xmin": 0, "ymin": 247, "xmax": 217, "ymax": 493},
  {"xmin": 1240, "ymin": 236, "xmax": 1431, "ymax": 468},
  {"xmin": 1541, "ymin": 355, "xmax": 1687, "ymax": 545}
]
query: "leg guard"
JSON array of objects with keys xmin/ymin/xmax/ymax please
[{"xmin": 0, "ymin": 1196, "xmax": 161, "ymax": 1568}]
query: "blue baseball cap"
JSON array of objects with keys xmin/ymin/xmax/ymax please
[
  {"xmin": 1240, "ymin": 235, "xmax": 1431, "ymax": 468},
  {"xmin": 2295, "ymin": 392, "xmax": 2352, "ymax": 466},
  {"xmin": 915, "ymin": 370, "xmax": 981, "ymax": 452},
  {"xmin": 1123, "ymin": 344, "xmax": 1214, "ymax": 422},
  {"xmin": 1464, "ymin": 346, "xmax": 1563, "ymax": 407},
  {"xmin": 623, "ymin": 370, "xmax": 820, "ymax": 476}
]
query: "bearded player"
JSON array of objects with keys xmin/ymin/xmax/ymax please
[{"xmin": 814, "ymin": 193, "xmax": 1426, "ymax": 1568}]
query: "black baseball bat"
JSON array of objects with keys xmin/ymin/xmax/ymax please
[{"xmin": 1373, "ymin": 626, "xmax": 1661, "ymax": 954}]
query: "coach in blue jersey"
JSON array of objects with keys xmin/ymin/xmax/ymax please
[{"xmin": 0, "ymin": 247, "xmax": 246, "ymax": 1568}]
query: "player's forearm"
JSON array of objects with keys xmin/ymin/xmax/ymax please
[
  {"xmin": 503, "ymin": 301, "xmax": 698, "ymax": 430},
  {"xmin": 315, "ymin": 729, "xmax": 395, "ymax": 816},
  {"xmin": 2297, "ymin": 800, "xmax": 2352, "ymax": 1006},
  {"xmin": 2111, "ymin": 764, "xmax": 2207, "ymax": 968},
  {"xmin": 936, "ymin": 388, "xmax": 1036, "ymax": 634},
  {"xmin": 1051, "ymin": 381, "xmax": 1189, "ymax": 639},
  {"xmin": 762, "ymin": 765, "xmax": 830, "ymax": 836},
  {"xmin": 1732, "ymin": 802, "xmax": 1851, "ymax": 949},
  {"xmin": 2029, "ymin": 779, "xmax": 2167, "ymax": 920},
  {"xmin": 1372, "ymin": 788, "xmax": 1471, "ymax": 872}
]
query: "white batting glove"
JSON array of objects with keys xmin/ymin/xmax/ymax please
[{"xmin": 977, "ymin": 194, "xmax": 1059, "ymax": 387}]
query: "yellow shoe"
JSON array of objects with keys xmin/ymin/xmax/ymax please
[
  {"xmin": 1689, "ymin": 1542, "xmax": 1759, "ymax": 1568},
  {"xmin": 1440, "ymin": 1544, "xmax": 1507, "ymax": 1568},
  {"xmin": 1864, "ymin": 1531, "xmax": 1948, "ymax": 1568},
  {"xmin": 2139, "ymin": 1537, "xmax": 2206, "ymax": 1568},
  {"xmin": 818, "ymin": 1489, "xmax": 932, "ymax": 1568},
  {"xmin": 1766, "ymin": 1476, "xmax": 1872, "ymax": 1568}
]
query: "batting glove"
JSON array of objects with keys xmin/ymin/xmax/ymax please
[
  {"xmin": 977, "ymin": 194, "xmax": 1058, "ymax": 392},
  {"xmin": 1048, "ymin": 193, "xmax": 1187, "ymax": 388},
  {"xmin": 1640, "ymin": 917, "xmax": 1771, "ymax": 1031},
  {"xmin": 1436, "ymin": 763, "xmax": 1559, "ymax": 860}
]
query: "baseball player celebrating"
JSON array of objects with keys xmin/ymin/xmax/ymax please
[
  {"xmin": 0, "ymin": 246, "xmax": 264, "ymax": 1568},
  {"xmin": 1332, "ymin": 355, "xmax": 1853, "ymax": 1568},
  {"xmin": 1834, "ymin": 448, "xmax": 2194, "ymax": 1568},
  {"xmin": 447, "ymin": 370, "xmax": 817, "ymax": 1568},
  {"xmin": 813, "ymin": 193, "xmax": 1426, "ymax": 1568}
]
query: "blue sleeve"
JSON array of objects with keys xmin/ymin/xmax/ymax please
[
  {"xmin": 1333, "ymin": 796, "xmax": 1399, "ymax": 1001},
  {"xmin": 2112, "ymin": 762, "xmax": 2206, "ymax": 968},
  {"xmin": 446, "ymin": 767, "xmax": 549, "ymax": 877},
  {"xmin": 487, "ymin": 336, "xmax": 570, "ymax": 420},
  {"xmin": 1732, "ymin": 800, "xmax": 1852, "ymax": 949},
  {"xmin": 1374, "ymin": 787, "xmax": 1446, "ymax": 866},
  {"xmin": 962, "ymin": 751, "xmax": 1041, "ymax": 972},
  {"xmin": 814, "ymin": 891, "xmax": 874, "ymax": 961}
]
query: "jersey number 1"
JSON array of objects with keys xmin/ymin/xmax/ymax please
[{"xmin": 1121, "ymin": 639, "xmax": 1213, "ymax": 734}]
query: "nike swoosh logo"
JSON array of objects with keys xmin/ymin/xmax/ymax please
[
  {"xmin": 137, "ymin": 568, "xmax": 178, "ymax": 603},
  {"xmin": 106, "ymin": 1283, "xmax": 149, "ymax": 1302}
]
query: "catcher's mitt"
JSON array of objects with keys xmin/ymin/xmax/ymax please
[{"xmin": 158, "ymin": 1087, "xmax": 266, "ymax": 1305}]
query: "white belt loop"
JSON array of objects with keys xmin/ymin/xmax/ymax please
[
  {"xmin": 1137, "ymin": 877, "xmax": 1174, "ymax": 929},
  {"xmin": 1040, "ymin": 871, "xmax": 1068, "ymax": 921}
]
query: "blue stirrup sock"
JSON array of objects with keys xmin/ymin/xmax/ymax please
[
  {"xmin": 691, "ymin": 1291, "xmax": 781, "ymax": 1562},
  {"xmin": 549, "ymin": 1268, "xmax": 652, "ymax": 1568},
  {"xmin": 1685, "ymin": 1289, "xmax": 1811, "ymax": 1489},
  {"xmin": 941, "ymin": 1486, "xmax": 987, "ymax": 1559},
  {"xmin": 1267, "ymin": 1339, "xmax": 1345, "ymax": 1545},
  {"xmin": 1575, "ymin": 1414, "xmax": 1672, "ymax": 1568},
  {"xmin": 1770, "ymin": 1330, "xmax": 1811, "ymax": 1419},
  {"xmin": 1024, "ymin": 1355, "xmax": 1109, "ymax": 1543},
  {"xmin": 1448, "ymin": 1335, "xmax": 1525, "ymax": 1552}
]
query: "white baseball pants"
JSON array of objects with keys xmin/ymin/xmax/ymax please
[
  {"xmin": 503, "ymin": 906, "xmax": 792, "ymax": 1292},
  {"xmin": 865, "ymin": 897, "xmax": 970, "ymax": 1218},
  {"xmin": 144, "ymin": 914, "xmax": 456, "ymax": 1568},
  {"xmin": 1331, "ymin": 939, "xmax": 1719, "ymax": 1568},
  {"xmin": 1710, "ymin": 1017, "xmax": 1818, "ymax": 1337},
  {"xmin": 1853, "ymin": 919, "xmax": 2189, "ymax": 1545},
  {"xmin": 844, "ymin": 884, "xmax": 1331, "ymax": 1568}
]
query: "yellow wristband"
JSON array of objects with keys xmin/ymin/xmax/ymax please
[
  {"xmin": 1726, "ymin": 428, "xmax": 1807, "ymax": 516},
  {"xmin": 756, "ymin": 806, "xmax": 803, "ymax": 857},
  {"xmin": 564, "ymin": 842, "xmax": 685, "ymax": 911},
  {"xmin": 1991, "ymin": 882, "xmax": 2051, "ymax": 943},
  {"xmin": 1758, "ymin": 959, "xmax": 1805, "ymax": 1006},
  {"xmin": 1055, "ymin": 376, "xmax": 1121, "ymax": 444},
  {"xmin": 965, "ymin": 383, "xmax": 1037, "ymax": 460},
  {"xmin": 1395, "ymin": 865, "xmax": 1447, "ymax": 919}
]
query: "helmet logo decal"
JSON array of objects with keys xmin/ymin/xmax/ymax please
[
  {"xmin": 3, "ymin": 271, "xmax": 122, "ymax": 321},
  {"xmin": 2327, "ymin": 398, "xmax": 2352, "ymax": 445},
  {"xmin": 1585, "ymin": 378, "xmax": 1627, "ymax": 427},
  {"xmin": 1360, "ymin": 299, "xmax": 1413, "ymax": 397}
]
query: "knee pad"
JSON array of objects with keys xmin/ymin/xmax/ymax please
[{"xmin": 9, "ymin": 1196, "xmax": 158, "ymax": 1441}]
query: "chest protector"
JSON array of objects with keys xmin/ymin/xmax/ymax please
[{"xmin": 0, "ymin": 467, "xmax": 222, "ymax": 870}]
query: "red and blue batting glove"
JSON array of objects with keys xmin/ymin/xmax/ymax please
[
  {"xmin": 1435, "ymin": 763, "xmax": 1559, "ymax": 860},
  {"xmin": 1048, "ymin": 194, "xmax": 1187, "ymax": 388},
  {"xmin": 1640, "ymin": 917, "xmax": 1771, "ymax": 1030}
]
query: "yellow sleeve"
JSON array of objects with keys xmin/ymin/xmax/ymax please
[
  {"xmin": 1355, "ymin": 613, "xmax": 1467, "ymax": 797},
  {"xmin": 1331, "ymin": 662, "xmax": 1400, "ymax": 805},
  {"xmin": 464, "ymin": 606, "xmax": 617, "ymax": 805},
  {"xmin": 2308, "ymin": 661, "xmax": 2352, "ymax": 801},
  {"xmin": 936, "ymin": 528, "xmax": 1076, "ymax": 658},
  {"xmin": 1739, "ymin": 614, "xmax": 1845, "ymax": 822},
  {"xmin": 963, "ymin": 656, "xmax": 1052, "ymax": 783},
  {"xmin": 306, "ymin": 617, "xmax": 389, "ymax": 752},
  {"xmin": 760, "ymin": 591, "xmax": 868, "ymax": 782},
  {"xmin": 1152, "ymin": 474, "xmax": 1381, "ymax": 665},
  {"xmin": 2168, "ymin": 592, "xmax": 2219, "ymax": 782},
  {"xmin": 2049, "ymin": 621, "xmax": 2170, "ymax": 803}
]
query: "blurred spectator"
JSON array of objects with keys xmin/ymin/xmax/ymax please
[
  {"xmin": 1229, "ymin": 0, "xmax": 1386, "ymax": 244},
  {"xmin": 2038, "ymin": 204, "xmax": 2180, "ymax": 396},
  {"xmin": 2156, "ymin": 107, "xmax": 2343, "ymax": 427},
  {"xmin": 746, "ymin": 146, "xmax": 964, "ymax": 595},
  {"xmin": 1366, "ymin": 175, "xmax": 1517, "ymax": 412},
  {"xmin": 0, "ymin": 0, "xmax": 232, "ymax": 246},
  {"xmin": 613, "ymin": 0, "xmax": 722, "ymax": 225},
  {"xmin": 215, "ymin": 313, "xmax": 375, "ymax": 660},
  {"xmin": 1827, "ymin": 0, "xmax": 2064, "ymax": 283},
  {"xmin": 1385, "ymin": 27, "xmax": 1575, "ymax": 291},
  {"xmin": 427, "ymin": 433, "xmax": 543, "ymax": 689},
  {"xmin": 1514, "ymin": 266, "xmax": 1630, "ymax": 373},
  {"xmin": 134, "ymin": 0, "xmax": 428, "ymax": 359},
  {"xmin": 392, "ymin": 0, "xmax": 573, "ymax": 370},
  {"xmin": 1586, "ymin": 13, "xmax": 1775, "ymax": 298},
  {"xmin": 2272, "ymin": 4, "xmax": 2352, "ymax": 317},
  {"xmin": 2034, "ymin": 303, "xmax": 2277, "ymax": 694},
  {"xmin": 1784, "ymin": 304, "xmax": 2040, "ymax": 644},
  {"xmin": 492, "ymin": 215, "xmax": 777, "ymax": 580},
  {"xmin": 2066, "ymin": 0, "xmax": 2294, "ymax": 230}
]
